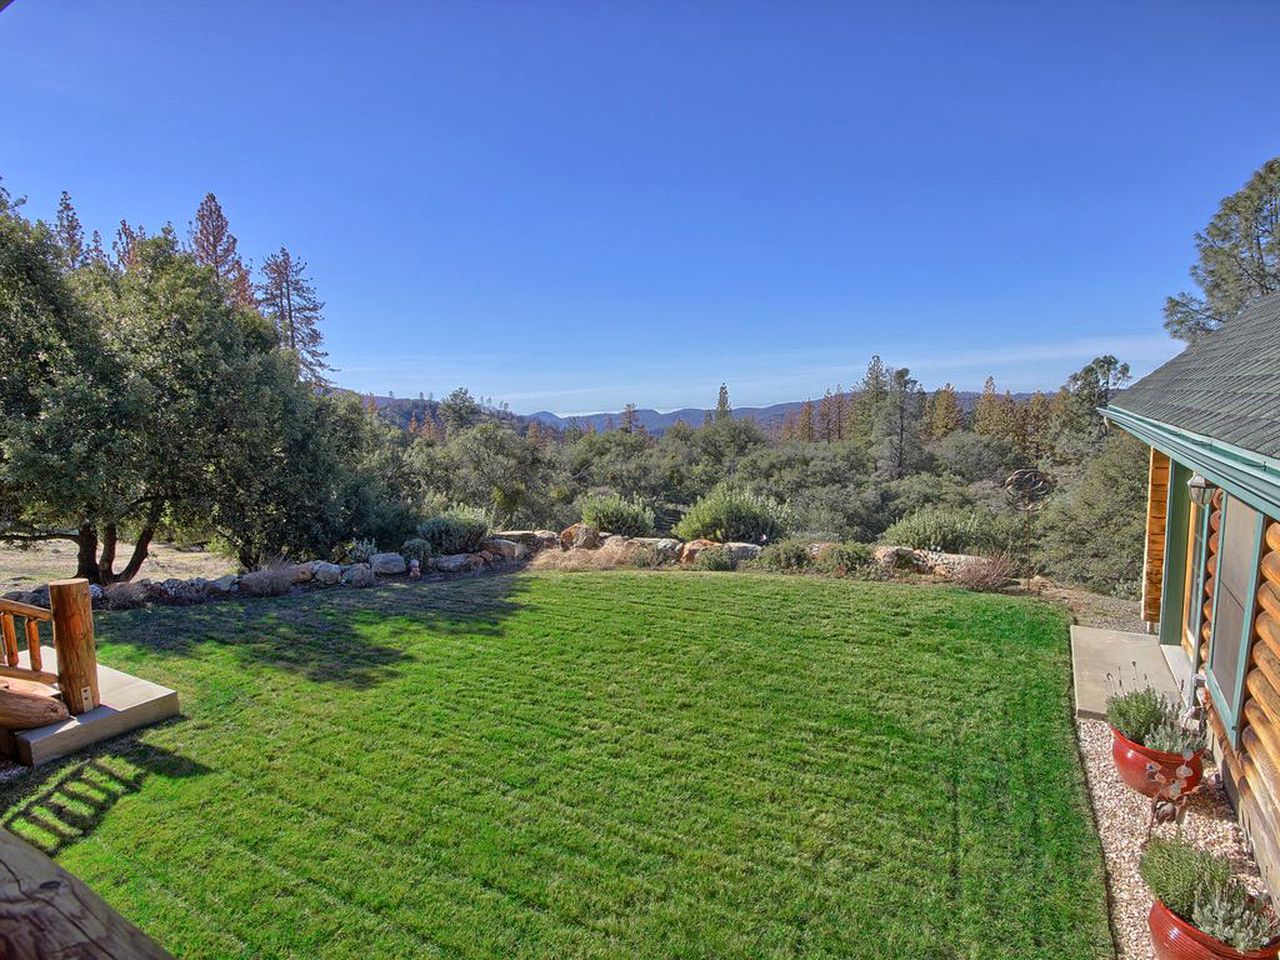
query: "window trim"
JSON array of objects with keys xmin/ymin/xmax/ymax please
[
  {"xmin": 1204, "ymin": 495, "xmax": 1265, "ymax": 746},
  {"xmin": 1187, "ymin": 502, "xmax": 1211, "ymax": 673}
]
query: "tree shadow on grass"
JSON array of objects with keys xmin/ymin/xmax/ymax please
[
  {"xmin": 95, "ymin": 572, "xmax": 531, "ymax": 689},
  {"xmin": 2, "ymin": 734, "xmax": 211, "ymax": 857}
]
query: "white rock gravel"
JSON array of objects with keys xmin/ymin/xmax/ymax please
[{"xmin": 1077, "ymin": 718, "xmax": 1266, "ymax": 959}]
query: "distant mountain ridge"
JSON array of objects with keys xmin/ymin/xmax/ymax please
[
  {"xmin": 344, "ymin": 389, "xmax": 1035, "ymax": 436},
  {"xmin": 529, "ymin": 391, "xmax": 1031, "ymax": 435}
]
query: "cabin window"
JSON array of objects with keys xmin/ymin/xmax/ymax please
[{"xmin": 1206, "ymin": 494, "xmax": 1264, "ymax": 738}]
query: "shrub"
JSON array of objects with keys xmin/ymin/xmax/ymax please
[
  {"xmin": 239, "ymin": 566, "xmax": 295, "ymax": 598},
  {"xmin": 400, "ymin": 537, "xmax": 432, "ymax": 566},
  {"xmin": 814, "ymin": 541, "xmax": 876, "ymax": 578},
  {"xmin": 1140, "ymin": 839, "xmax": 1234, "ymax": 920},
  {"xmin": 344, "ymin": 538, "xmax": 378, "ymax": 564},
  {"xmin": 1192, "ymin": 881, "xmax": 1280, "ymax": 950},
  {"xmin": 674, "ymin": 485, "xmax": 791, "ymax": 544},
  {"xmin": 953, "ymin": 554, "xmax": 1016, "ymax": 592},
  {"xmin": 1140, "ymin": 840, "xmax": 1279, "ymax": 949},
  {"xmin": 756, "ymin": 538, "xmax": 814, "ymax": 573},
  {"xmin": 1105, "ymin": 686, "xmax": 1170, "ymax": 746},
  {"xmin": 102, "ymin": 581, "xmax": 146, "ymax": 610},
  {"xmin": 692, "ymin": 546, "xmax": 738, "ymax": 572},
  {"xmin": 417, "ymin": 509, "xmax": 489, "ymax": 556},
  {"xmin": 1145, "ymin": 715, "xmax": 1207, "ymax": 755},
  {"xmin": 881, "ymin": 506, "xmax": 1012, "ymax": 554},
  {"xmin": 578, "ymin": 493, "xmax": 656, "ymax": 537}
]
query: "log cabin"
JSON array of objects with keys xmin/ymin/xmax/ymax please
[{"xmin": 1102, "ymin": 292, "xmax": 1280, "ymax": 894}]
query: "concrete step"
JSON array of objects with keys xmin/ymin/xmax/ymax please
[{"xmin": 1, "ymin": 647, "xmax": 179, "ymax": 766}]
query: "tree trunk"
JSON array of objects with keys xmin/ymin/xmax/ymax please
[
  {"xmin": 97, "ymin": 524, "xmax": 117, "ymax": 585},
  {"xmin": 114, "ymin": 503, "xmax": 162, "ymax": 583},
  {"xmin": 74, "ymin": 525, "xmax": 100, "ymax": 584}
]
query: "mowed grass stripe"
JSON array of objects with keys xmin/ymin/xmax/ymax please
[{"xmin": 1, "ymin": 572, "xmax": 1112, "ymax": 959}]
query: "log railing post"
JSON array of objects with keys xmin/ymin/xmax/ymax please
[{"xmin": 49, "ymin": 578, "xmax": 99, "ymax": 715}]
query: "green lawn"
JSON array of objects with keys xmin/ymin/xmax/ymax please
[{"xmin": 0, "ymin": 572, "xmax": 1113, "ymax": 959}]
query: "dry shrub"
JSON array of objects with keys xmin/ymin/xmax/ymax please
[
  {"xmin": 102, "ymin": 581, "xmax": 146, "ymax": 610},
  {"xmin": 953, "ymin": 554, "xmax": 1015, "ymax": 592},
  {"xmin": 239, "ymin": 566, "xmax": 296, "ymax": 598},
  {"xmin": 529, "ymin": 548, "xmax": 638, "ymax": 572}
]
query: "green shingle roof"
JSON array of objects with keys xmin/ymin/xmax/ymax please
[{"xmin": 1108, "ymin": 294, "xmax": 1280, "ymax": 459}]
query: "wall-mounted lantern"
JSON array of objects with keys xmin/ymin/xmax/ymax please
[{"xmin": 1188, "ymin": 473, "xmax": 1217, "ymax": 507}]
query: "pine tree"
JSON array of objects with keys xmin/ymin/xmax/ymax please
[
  {"xmin": 848, "ymin": 356, "xmax": 889, "ymax": 445},
  {"xmin": 189, "ymin": 193, "xmax": 254, "ymax": 307},
  {"xmin": 620, "ymin": 402, "xmax": 640, "ymax": 434},
  {"xmin": 54, "ymin": 191, "xmax": 85, "ymax": 268},
  {"xmin": 818, "ymin": 389, "xmax": 837, "ymax": 442},
  {"xmin": 831, "ymin": 385, "xmax": 847, "ymax": 440},
  {"xmin": 112, "ymin": 220, "xmax": 147, "ymax": 270},
  {"xmin": 258, "ymin": 246, "xmax": 330, "ymax": 384},
  {"xmin": 796, "ymin": 400, "xmax": 815, "ymax": 442},
  {"xmin": 972, "ymin": 376, "xmax": 1003, "ymax": 438},
  {"xmin": 1165, "ymin": 157, "xmax": 1280, "ymax": 340},
  {"xmin": 928, "ymin": 383, "xmax": 965, "ymax": 439},
  {"xmin": 715, "ymin": 383, "xmax": 732, "ymax": 422},
  {"xmin": 873, "ymin": 368, "xmax": 925, "ymax": 479},
  {"xmin": 1022, "ymin": 391, "xmax": 1054, "ymax": 462},
  {"xmin": 86, "ymin": 229, "xmax": 107, "ymax": 264}
]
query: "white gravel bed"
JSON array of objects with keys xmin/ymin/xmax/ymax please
[{"xmin": 1077, "ymin": 718, "xmax": 1266, "ymax": 959}]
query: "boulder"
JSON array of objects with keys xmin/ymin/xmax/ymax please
[
  {"xmin": 492, "ymin": 530, "xmax": 555, "ymax": 551},
  {"xmin": 344, "ymin": 563, "xmax": 375, "ymax": 587},
  {"xmin": 560, "ymin": 523, "xmax": 602, "ymax": 551},
  {"xmin": 927, "ymin": 552, "xmax": 984, "ymax": 578},
  {"xmin": 478, "ymin": 550, "xmax": 495, "ymax": 564},
  {"xmin": 292, "ymin": 562, "xmax": 315, "ymax": 583},
  {"xmin": 157, "ymin": 578, "xmax": 205, "ymax": 606},
  {"xmin": 369, "ymin": 552, "xmax": 407, "ymax": 575},
  {"xmin": 724, "ymin": 542, "xmax": 762, "ymax": 563},
  {"xmin": 207, "ymin": 574, "xmax": 239, "ymax": 596},
  {"xmin": 679, "ymin": 539, "xmax": 720, "ymax": 564},
  {"xmin": 873, "ymin": 545, "xmax": 931, "ymax": 572},
  {"xmin": 625, "ymin": 537, "xmax": 682, "ymax": 563},
  {"xmin": 481, "ymin": 538, "xmax": 525, "ymax": 561},
  {"xmin": 313, "ymin": 562, "xmax": 342, "ymax": 585},
  {"xmin": 436, "ymin": 553, "xmax": 482, "ymax": 573}
]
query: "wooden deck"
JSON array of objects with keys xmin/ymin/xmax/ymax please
[{"xmin": 0, "ymin": 825, "xmax": 171, "ymax": 958}]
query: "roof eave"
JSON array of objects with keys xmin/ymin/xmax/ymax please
[{"xmin": 1102, "ymin": 404, "xmax": 1280, "ymax": 514}]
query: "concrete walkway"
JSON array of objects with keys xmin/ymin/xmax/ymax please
[{"xmin": 1070, "ymin": 625, "xmax": 1183, "ymax": 719}]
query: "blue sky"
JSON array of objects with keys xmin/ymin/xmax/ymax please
[{"xmin": 3, "ymin": 1, "xmax": 1278, "ymax": 414}]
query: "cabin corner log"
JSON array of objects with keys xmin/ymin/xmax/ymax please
[
  {"xmin": 0, "ymin": 827, "xmax": 173, "ymax": 959},
  {"xmin": 1141, "ymin": 448, "xmax": 1171, "ymax": 622},
  {"xmin": 48, "ymin": 579, "xmax": 99, "ymax": 715}
]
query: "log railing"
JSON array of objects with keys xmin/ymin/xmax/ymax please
[{"xmin": 0, "ymin": 579, "xmax": 100, "ymax": 715}]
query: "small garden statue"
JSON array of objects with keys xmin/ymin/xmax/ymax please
[{"xmin": 409, "ymin": 558, "xmax": 421, "ymax": 580}]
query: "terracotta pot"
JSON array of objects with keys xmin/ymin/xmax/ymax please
[
  {"xmin": 1149, "ymin": 896, "xmax": 1280, "ymax": 960},
  {"xmin": 1111, "ymin": 726, "xmax": 1203, "ymax": 797}
]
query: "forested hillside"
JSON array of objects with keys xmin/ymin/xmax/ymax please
[{"xmin": 0, "ymin": 179, "xmax": 1153, "ymax": 596}]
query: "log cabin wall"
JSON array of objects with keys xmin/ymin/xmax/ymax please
[
  {"xmin": 1206, "ymin": 513, "xmax": 1280, "ymax": 898},
  {"xmin": 1142, "ymin": 449, "xmax": 1171, "ymax": 623}
]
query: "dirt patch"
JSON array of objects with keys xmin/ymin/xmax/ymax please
[{"xmin": 0, "ymin": 541, "xmax": 235, "ymax": 594}]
